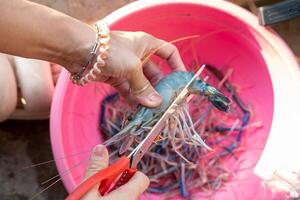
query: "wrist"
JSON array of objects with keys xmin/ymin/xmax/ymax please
[
  {"xmin": 55, "ymin": 18, "xmax": 96, "ymax": 73},
  {"xmin": 71, "ymin": 22, "xmax": 110, "ymax": 86}
]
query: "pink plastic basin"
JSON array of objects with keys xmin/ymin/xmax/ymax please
[{"xmin": 50, "ymin": 0, "xmax": 300, "ymax": 199}]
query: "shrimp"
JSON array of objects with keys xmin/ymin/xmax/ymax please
[{"xmin": 104, "ymin": 71, "xmax": 231, "ymax": 150}]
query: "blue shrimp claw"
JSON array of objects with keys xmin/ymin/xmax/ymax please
[{"xmin": 205, "ymin": 86, "xmax": 231, "ymax": 112}]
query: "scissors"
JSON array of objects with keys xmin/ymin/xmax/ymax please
[{"xmin": 66, "ymin": 65, "xmax": 206, "ymax": 200}]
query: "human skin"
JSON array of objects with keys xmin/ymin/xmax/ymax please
[
  {"xmin": 0, "ymin": 0, "xmax": 185, "ymax": 108},
  {"xmin": 81, "ymin": 145, "xmax": 150, "ymax": 200}
]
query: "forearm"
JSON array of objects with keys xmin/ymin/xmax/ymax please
[{"xmin": 0, "ymin": 0, "xmax": 95, "ymax": 71}]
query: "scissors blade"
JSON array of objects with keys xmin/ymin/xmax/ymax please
[{"xmin": 130, "ymin": 64, "xmax": 206, "ymax": 167}]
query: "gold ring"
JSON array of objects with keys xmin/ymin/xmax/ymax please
[{"xmin": 132, "ymin": 82, "xmax": 151, "ymax": 95}]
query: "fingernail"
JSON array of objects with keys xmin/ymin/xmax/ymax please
[
  {"xmin": 147, "ymin": 92, "xmax": 161, "ymax": 103},
  {"xmin": 94, "ymin": 145, "xmax": 105, "ymax": 157}
]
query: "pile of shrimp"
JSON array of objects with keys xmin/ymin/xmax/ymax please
[{"xmin": 99, "ymin": 65, "xmax": 259, "ymax": 198}]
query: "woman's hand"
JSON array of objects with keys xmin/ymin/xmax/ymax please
[
  {"xmin": 78, "ymin": 31, "xmax": 185, "ymax": 108},
  {"xmin": 68, "ymin": 31, "xmax": 185, "ymax": 107},
  {"xmin": 81, "ymin": 145, "xmax": 149, "ymax": 200}
]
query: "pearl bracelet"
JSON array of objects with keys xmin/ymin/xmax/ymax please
[{"xmin": 71, "ymin": 21, "xmax": 110, "ymax": 86}]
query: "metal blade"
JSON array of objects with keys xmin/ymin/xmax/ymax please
[{"xmin": 130, "ymin": 64, "xmax": 206, "ymax": 167}]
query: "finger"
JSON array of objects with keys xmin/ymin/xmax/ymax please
[
  {"xmin": 105, "ymin": 77, "xmax": 136, "ymax": 105},
  {"xmin": 83, "ymin": 144, "xmax": 109, "ymax": 181},
  {"xmin": 143, "ymin": 60, "xmax": 163, "ymax": 85},
  {"xmin": 104, "ymin": 172, "xmax": 149, "ymax": 200},
  {"xmin": 127, "ymin": 68, "xmax": 162, "ymax": 108},
  {"xmin": 82, "ymin": 145, "xmax": 109, "ymax": 200},
  {"xmin": 150, "ymin": 37, "xmax": 186, "ymax": 71},
  {"xmin": 95, "ymin": 74, "xmax": 135, "ymax": 103}
]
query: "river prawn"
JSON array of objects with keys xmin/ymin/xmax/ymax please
[{"xmin": 104, "ymin": 70, "xmax": 231, "ymax": 151}]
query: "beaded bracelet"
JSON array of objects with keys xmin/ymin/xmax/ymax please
[{"xmin": 71, "ymin": 21, "xmax": 110, "ymax": 86}]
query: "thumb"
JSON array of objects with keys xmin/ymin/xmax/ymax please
[
  {"xmin": 105, "ymin": 171, "xmax": 150, "ymax": 200},
  {"xmin": 127, "ymin": 68, "xmax": 162, "ymax": 108},
  {"xmin": 83, "ymin": 144, "xmax": 109, "ymax": 181}
]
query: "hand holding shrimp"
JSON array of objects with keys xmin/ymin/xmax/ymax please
[{"xmin": 82, "ymin": 31, "xmax": 186, "ymax": 108}]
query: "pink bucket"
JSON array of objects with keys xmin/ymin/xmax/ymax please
[{"xmin": 50, "ymin": 0, "xmax": 300, "ymax": 199}]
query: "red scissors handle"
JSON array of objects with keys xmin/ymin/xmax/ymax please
[{"xmin": 66, "ymin": 156, "xmax": 137, "ymax": 200}]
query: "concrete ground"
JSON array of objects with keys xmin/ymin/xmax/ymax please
[
  {"xmin": 0, "ymin": 120, "xmax": 67, "ymax": 200},
  {"xmin": 0, "ymin": 1, "xmax": 299, "ymax": 200}
]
